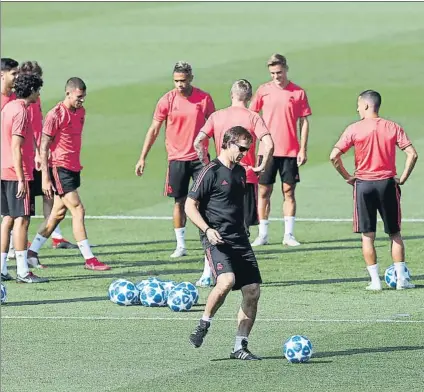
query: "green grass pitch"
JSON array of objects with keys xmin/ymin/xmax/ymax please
[{"xmin": 1, "ymin": 2, "xmax": 424, "ymax": 392}]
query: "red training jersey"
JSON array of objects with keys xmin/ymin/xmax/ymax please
[
  {"xmin": 335, "ymin": 117, "xmax": 412, "ymax": 180},
  {"xmin": 1, "ymin": 91, "xmax": 16, "ymax": 111},
  {"xmin": 153, "ymin": 87, "xmax": 215, "ymax": 161}
]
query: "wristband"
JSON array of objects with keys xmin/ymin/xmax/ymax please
[{"xmin": 204, "ymin": 227, "xmax": 211, "ymax": 235}]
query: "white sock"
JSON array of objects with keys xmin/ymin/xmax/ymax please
[
  {"xmin": 201, "ymin": 315, "xmax": 212, "ymax": 323},
  {"xmin": 77, "ymin": 239, "xmax": 94, "ymax": 260},
  {"xmin": 1, "ymin": 253, "xmax": 8, "ymax": 275},
  {"xmin": 51, "ymin": 226, "xmax": 63, "ymax": 240},
  {"xmin": 284, "ymin": 216, "xmax": 295, "ymax": 236},
  {"xmin": 16, "ymin": 250, "xmax": 29, "ymax": 277},
  {"xmin": 234, "ymin": 335, "xmax": 248, "ymax": 352},
  {"xmin": 174, "ymin": 228, "xmax": 186, "ymax": 249},
  {"xmin": 366, "ymin": 263, "xmax": 380, "ymax": 285},
  {"xmin": 394, "ymin": 261, "xmax": 407, "ymax": 280},
  {"xmin": 9, "ymin": 232, "xmax": 14, "ymax": 252},
  {"xmin": 29, "ymin": 234, "xmax": 48, "ymax": 253},
  {"xmin": 258, "ymin": 220, "xmax": 269, "ymax": 238},
  {"xmin": 202, "ymin": 255, "xmax": 211, "ymax": 278}
]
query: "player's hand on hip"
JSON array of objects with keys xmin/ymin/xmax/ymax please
[
  {"xmin": 346, "ymin": 176, "xmax": 356, "ymax": 186},
  {"xmin": 252, "ymin": 164, "xmax": 265, "ymax": 174},
  {"xmin": 16, "ymin": 180, "xmax": 27, "ymax": 199},
  {"xmin": 135, "ymin": 159, "xmax": 145, "ymax": 176},
  {"xmin": 206, "ymin": 229, "xmax": 224, "ymax": 245},
  {"xmin": 394, "ymin": 177, "xmax": 404, "ymax": 186},
  {"xmin": 42, "ymin": 178, "xmax": 55, "ymax": 199},
  {"xmin": 297, "ymin": 149, "xmax": 307, "ymax": 167}
]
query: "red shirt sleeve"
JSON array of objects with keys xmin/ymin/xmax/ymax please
[
  {"xmin": 43, "ymin": 109, "xmax": 60, "ymax": 138},
  {"xmin": 253, "ymin": 114, "xmax": 270, "ymax": 140},
  {"xmin": 396, "ymin": 126, "xmax": 412, "ymax": 150},
  {"xmin": 200, "ymin": 115, "xmax": 215, "ymax": 138},
  {"xmin": 298, "ymin": 90, "xmax": 312, "ymax": 117},
  {"xmin": 11, "ymin": 107, "xmax": 29, "ymax": 138},
  {"xmin": 335, "ymin": 125, "xmax": 354, "ymax": 153},
  {"xmin": 153, "ymin": 95, "xmax": 169, "ymax": 122},
  {"xmin": 249, "ymin": 89, "xmax": 263, "ymax": 113}
]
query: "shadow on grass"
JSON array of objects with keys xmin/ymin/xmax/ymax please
[
  {"xmin": 6, "ymin": 295, "xmax": 107, "ymax": 307},
  {"xmin": 303, "ymin": 235, "xmax": 424, "ymax": 245}
]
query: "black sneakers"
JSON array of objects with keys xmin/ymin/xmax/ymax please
[
  {"xmin": 189, "ymin": 320, "xmax": 210, "ymax": 348},
  {"xmin": 230, "ymin": 339, "xmax": 261, "ymax": 360},
  {"xmin": 1, "ymin": 273, "xmax": 14, "ymax": 281}
]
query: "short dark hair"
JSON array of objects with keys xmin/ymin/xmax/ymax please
[
  {"xmin": 173, "ymin": 61, "xmax": 192, "ymax": 75},
  {"xmin": 65, "ymin": 77, "xmax": 86, "ymax": 91},
  {"xmin": 221, "ymin": 126, "xmax": 253, "ymax": 149},
  {"xmin": 14, "ymin": 73, "xmax": 43, "ymax": 99},
  {"xmin": 1, "ymin": 58, "xmax": 19, "ymax": 71},
  {"xmin": 267, "ymin": 53, "xmax": 288, "ymax": 68},
  {"xmin": 19, "ymin": 60, "xmax": 43, "ymax": 77},
  {"xmin": 359, "ymin": 90, "xmax": 382, "ymax": 111}
]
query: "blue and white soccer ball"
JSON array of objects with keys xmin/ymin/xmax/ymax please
[
  {"xmin": 167, "ymin": 287, "xmax": 194, "ymax": 312},
  {"xmin": 135, "ymin": 280, "xmax": 150, "ymax": 291},
  {"xmin": 175, "ymin": 282, "xmax": 199, "ymax": 305},
  {"xmin": 139, "ymin": 282, "xmax": 167, "ymax": 307},
  {"xmin": 161, "ymin": 280, "xmax": 178, "ymax": 301},
  {"xmin": 283, "ymin": 335, "xmax": 313, "ymax": 363},
  {"xmin": 384, "ymin": 264, "xmax": 411, "ymax": 288},
  {"xmin": 1, "ymin": 283, "xmax": 6, "ymax": 304},
  {"xmin": 109, "ymin": 279, "xmax": 139, "ymax": 306}
]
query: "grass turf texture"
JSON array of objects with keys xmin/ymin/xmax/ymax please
[{"xmin": 1, "ymin": 2, "xmax": 424, "ymax": 392}]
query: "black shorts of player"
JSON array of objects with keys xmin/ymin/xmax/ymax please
[
  {"xmin": 50, "ymin": 167, "xmax": 81, "ymax": 196},
  {"xmin": 1, "ymin": 180, "xmax": 35, "ymax": 217},
  {"xmin": 244, "ymin": 183, "xmax": 259, "ymax": 227},
  {"xmin": 31, "ymin": 169, "xmax": 44, "ymax": 197},
  {"xmin": 202, "ymin": 234, "xmax": 262, "ymax": 291},
  {"xmin": 353, "ymin": 177, "xmax": 401, "ymax": 235},
  {"xmin": 164, "ymin": 159, "xmax": 205, "ymax": 199},
  {"xmin": 257, "ymin": 156, "xmax": 300, "ymax": 185}
]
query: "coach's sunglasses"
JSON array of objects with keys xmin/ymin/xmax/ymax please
[{"xmin": 232, "ymin": 142, "xmax": 249, "ymax": 153}]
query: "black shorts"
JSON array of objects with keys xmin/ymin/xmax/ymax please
[
  {"xmin": 31, "ymin": 169, "xmax": 44, "ymax": 197},
  {"xmin": 50, "ymin": 167, "xmax": 81, "ymax": 196},
  {"xmin": 244, "ymin": 183, "xmax": 259, "ymax": 227},
  {"xmin": 164, "ymin": 159, "xmax": 204, "ymax": 199},
  {"xmin": 258, "ymin": 156, "xmax": 300, "ymax": 185},
  {"xmin": 202, "ymin": 235, "xmax": 262, "ymax": 291},
  {"xmin": 353, "ymin": 178, "xmax": 401, "ymax": 234},
  {"xmin": 1, "ymin": 180, "xmax": 35, "ymax": 217}
]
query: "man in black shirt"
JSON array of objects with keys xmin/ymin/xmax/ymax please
[{"xmin": 185, "ymin": 126, "xmax": 262, "ymax": 360}]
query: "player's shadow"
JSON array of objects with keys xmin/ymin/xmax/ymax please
[
  {"xmin": 93, "ymin": 239, "xmax": 200, "ymax": 248},
  {"xmin": 304, "ymin": 234, "xmax": 424, "ymax": 245},
  {"xmin": 253, "ymin": 245, "xmax": 376, "ymax": 256},
  {"xmin": 5, "ymin": 295, "xmax": 107, "ymax": 307}
]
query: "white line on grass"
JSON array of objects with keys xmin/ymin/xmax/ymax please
[
  {"xmin": 2, "ymin": 315, "xmax": 424, "ymax": 323},
  {"xmin": 32, "ymin": 215, "xmax": 424, "ymax": 222}
]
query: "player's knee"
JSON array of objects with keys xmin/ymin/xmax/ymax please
[
  {"xmin": 389, "ymin": 232, "xmax": 402, "ymax": 243},
  {"xmin": 13, "ymin": 216, "xmax": 30, "ymax": 230},
  {"xmin": 2, "ymin": 216, "xmax": 15, "ymax": 229},
  {"xmin": 259, "ymin": 185, "xmax": 272, "ymax": 199},
  {"xmin": 282, "ymin": 186, "xmax": 295, "ymax": 200},
  {"xmin": 243, "ymin": 284, "xmax": 261, "ymax": 303},
  {"xmin": 216, "ymin": 274, "xmax": 235, "ymax": 293},
  {"xmin": 175, "ymin": 197, "xmax": 187, "ymax": 207},
  {"xmin": 70, "ymin": 203, "xmax": 85, "ymax": 219}
]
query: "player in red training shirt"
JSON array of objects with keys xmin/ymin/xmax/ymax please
[
  {"xmin": 1, "ymin": 73, "xmax": 48, "ymax": 283},
  {"xmin": 27, "ymin": 78, "xmax": 110, "ymax": 271},
  {"xmin": 7, "ymin": 61, "xmax": 77, "ymax": 263},
  {"xmin": 135, "ymin": 61, "xmax": 215, "ymax": 258},
  {"xmin": 1, "ymin": 58, "xmax": 18, "ymax": 110},
  {"xmin": 250, "ymin": 54, "xmax": 312, "ymax": 247},
  {"xmin": 192, "ymin": 79, "xmax": 274, "ymax": 287},
  {"xmin": 330, "ymin": 90, "xmax": 418, "ymax": 291}
]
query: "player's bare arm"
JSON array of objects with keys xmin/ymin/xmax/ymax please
[
  {"xmin": 11, "ymin": 135, "xmax": 27, "ymax": 198},
  {"xmin": 297, "ymin": 116, "xmax": 309, "ymax": 167},
  {"xmin": 193, "ymin": 131, "xmax": 210, "ymax": 165},
  {"xmin": 34, "ymin": 136, "xmax": 41, "ymax": 171},
  {"xmin": 330, "ymin": 147, "xmax": 355, "ymax": 185},
  {"xmin": 252, "ymin": 134, "xmax": 274, "ymax": 173},
  {"xmin": 185, "ymin": 197, "xmax": 224, "ymax": 245},
  {"xmin": 135, "ymin": 119, "xmax": 163, "ymax": 176},
  {"xmin": 398, "ymin": 145, "xmax": 418, "ymax": 185},
  {"xmin": 40, "ymin": 133, "xmax": 54, "ymax": 199}
]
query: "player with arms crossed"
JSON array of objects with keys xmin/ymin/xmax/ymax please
[
  {"xmin": 135, "ymin": 62, "xmax": 215, "ymax": 258},
  {"xmin": 330, "ymin": 90, "xmax": 418, "ymax": 290},
  {"xmin": 192, "ymin": 79, "xmax": 274, "ymax": 287},
  {"xmin": 250, "ymin": 54, "xmax": 312, "ymax": 247},
  {"xmin": 186, "ymin": 126, "xmax": 262, "ymax": 360},
  {"xmin": 27, "ymin": 78, "xmax": 110, "ymax": 271},
  {"xmin": 1, "ymin": 73, "xmax": 48, "ymax": 283}
]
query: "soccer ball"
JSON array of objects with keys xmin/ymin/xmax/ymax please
[
  {"xmin": 175, "ymin": 282, "xmax": 199, "ymax": 305},
  {"xmin": 167, "ymin": 287, "xmax": 194, "ymax": 312},
  {"xmin": 161, "ymin": 280, "xmax": 178, "ymax": 301},
  {"xmin": 1, "ymin": 284, "xmax": 6, "ymax": 304},
  {"xmin": 283, "ymin": 335, "xmax": 313, "ymax": 363},
  {"xmin": 384, "ymin": 264, "xmax": 411, "ymax": 288},
  {"xmin": 109, "ymin": 279, "xmax": 139, "ymax": 306},
  {"xmin": 139, "ymin": 282, "xmax": 167, "ymax": 307},
  {"xmin": 135, "ymin": 280, "xmax": 150, "ymax": 291}
]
